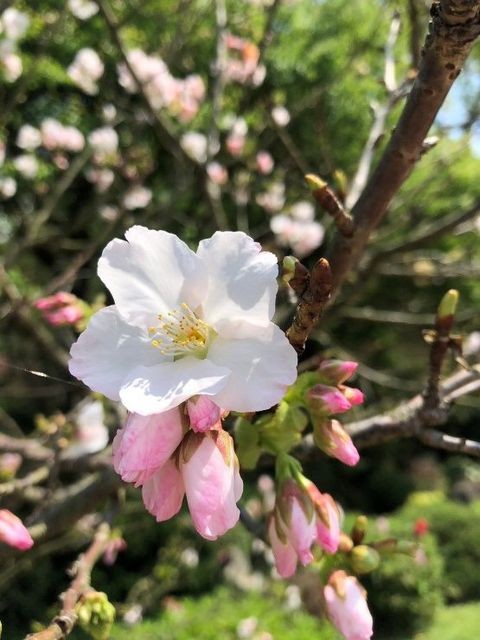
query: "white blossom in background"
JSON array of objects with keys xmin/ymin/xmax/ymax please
[
  {"xmin": 88, "ymin": 126, "xmax": 119, "ymax": 164},
  {"xmin": 99, "ymin": 205, "xmax": 119, "ymax": 222},
  {"xmin": 122, "ymin": 185, "xmax": 152, "ymax": 210},
  {"xmin": 86, "ymin": 167, "xmax": 115, "ymax": 192},
  {"xmin": 102, "ymin": 103, "xmax": 117, "ymax": 123},
  {"xmin": 17, "ymin": 124, "xmax": 42, "ymax": 151},
  {"xmin": 1, "ymin": 8, "xmax": 30, "ymax": 41},
  {"xmin": 13, "ymin": 154, "xmax": 39, "ymax": 179},
  {"xmin": 270, "ymin": 202, "xmax": 325, "ymax": 258},
  {"xmin": 68, "ymin": 48, "xmax": 104, "ymax": 95},
  {"xmin": 62, "ymin": 399, "xmax": 109, "ymax": 459},
  {"xmin": 181, "ymin": 132, "xmax": 208, "ymax": 163},
  {"xmin": 40, "ymin": 119, "xmax": 85, "ymax": 152},
  {"xmin": 69, "ymin": 227, "xmax": 297, "ymax": 415},
  {"xmin": 1, "ymin": 48, "xmax": 22, "ymax": 82},
  {"xmin": 207, "ymin": 161, "xmax": 228, "ymax": 185},
  {"xmin": 271, "ymin": 105, "xmax": 291, "ymax": 127},
  {"xmin": 256, "ymin": 181, "xmax": 285, "ymax": 213},
  {"xmin": 68, "ymin": 0, "xmax": 99, "ymax": 20},
  {"xmin": 0, "ymin": 176, "xmax": 17, "ymax": 199}
]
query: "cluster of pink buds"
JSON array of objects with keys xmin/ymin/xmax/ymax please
[
  {"xmin": 34, "ymin": 291, "xmax": 85, "ymax": 327},
  {"xmin": 0, "ymin": 509, "xmax": 33, "ymax": 551},
  {"xmin": 268, "ymin": 474, "xmax": 340, "ymax": 578},
  {"xmin": 324, "ymin": 570, "xmax": 373, "ymax": 640},
  {"xmin": 112, "ymin": 396, "xmax": 242, "ymax": 540},
  {"xmin": 223, "ymin": 34, "xmax": 265, "ymax": 86},
  {"xmin": 307, "ymin": 360, "xmax": 364, "ymax": 466}
]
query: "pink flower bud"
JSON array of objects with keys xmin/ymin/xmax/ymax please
[
  {"xmin": 308, "ymin": 384, "xmax": 352, "ymax": 414},
  {"xmin": 324, "ymin": 571, "xmax": 373, "ymax": 640},
  {"xmin": 34, "ymin": 292, "xmax": 84, "ymax": 327},
  {"xmin": 341, "ymin": 386, "xmax": 364, "ymax": 407},
  {"xmin": 0, "ymin": 510, "xmax": 33, "ymax": 551},
  {"xmin": 318, "ymin": 360, "xmax": 358, "ymax": 385},
  {"xmin": 142, "ymin": 458, "xmax": 185, "ymax": 522},
  {"xmin": 113, "ymin": 408, "xmax": 185, "ymax": 486},
  {"xmin": 180, "ymin": 429, "xmax": 243, "ymax": 540},
  {"xmin": 186, "ymin": 396, "xmax": 222, "ymax": 432},
  {"xmin": 306, "ymin": 483, "xmax": 341, "ymax": 553},
  {"xmin": 314, "ymin": 419, "xmax": 360, "ymax": 467},
  {"xmin": 268, "ymin": 513, "xmax": 298, "ymax": 578}
]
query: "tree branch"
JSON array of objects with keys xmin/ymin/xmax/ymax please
[{"xmin": 327, "ymin": 0, "xmax": 480, "ymax": 296}]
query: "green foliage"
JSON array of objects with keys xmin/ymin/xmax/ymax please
[
  {"xmin": 421, "ymin": 603, "xmax": 480, "ymax": 640},
  {"xmin": 363, "ymin": 516, "xmax": 444, "ymax": 636},
  {"xmin": 400, "ymin": 494, "xmax": 480, "ymax": 603},
  {"xmin": 108, "ymin": 587, "xmax": 341, "ymax": 640}
]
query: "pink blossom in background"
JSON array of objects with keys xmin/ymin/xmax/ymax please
[
  {"xmin": 256, "ymin": 151, "xmax": 274, "ymax": 175},
  {"xmin": 34, "ymin": 291, "xmax": 84, "ymax": 327},
  {"xmin": 103, "ymin": 536, "xmax": 127, "ymax": 565},
  {"xmin": 324, "ymin": 571, "xmax": 373, "ymax": 640},
  {"xmin": 224, "ymin": 34, "xmax": 265, "ymax": 86},
  {"xmin": 86, "ymin": 167, "xmax": 115, "ymax": 192},
  {"xmin": 68, "ymin": 48, "xmax": 104, "ymax": 95},
  {"xmin": 0, "ymin": 453, "xmax": 22, "ymax": 479},
  {"xmin": 1, "ymin": 49, "xmax": 22, "ymax": 82},
  {"xmin": 226, "ymin": 117, "xmax": 248, "ymax": 156},
  {"xmin": 0, "ymin": 510, "xmax": 33, "ymax": 551},
  {"xmin": 207, "ymin": 161, "xmax": 228, "ymax": 185},
  {"xmin": 122, "ymin": 185, "xmax": 152, "ymax": 210}
]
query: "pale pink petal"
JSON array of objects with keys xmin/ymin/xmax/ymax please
[
  {"xmin": 119, "ymin": 357, "xmax": 230, "ymax": 415},
  {"xmin": 288, "ymin": 498, "xmax": 316, "ymax": 566},
  {"xmin": 0, "ymin": 510, "xmax": 33, "ymax": 551},
  {"xmin": 324, "ymin": 572, "xmax": 373, "ymax": 640},
  {"xmin": 69, "ymin": 306, "xmax": 161, "ymax": 400},
  {"xmin": 268, "ymin": 517, "xmax": 298, "ymax": 578},
  {"xmin": 196, "ymin": 231, "xmax": 278, "ymax": 327},
  {"xmin": 186, "ymin": 396, "xmax": 222, "ymax": 432},
  {"xmin": 181, "ymin": 433, "xmax": 242, "ymax": 540},
  {"xmin": 98, "ymin": 226, "xmax": 205, "ymax": 328},
  {"xmin": 142, "ymin": 459, "xmax": 185, "ymax": 522},
  {"xmin": 207, "ymin": 323, "xmax": 297, "ymax": 412},
  {"xmin": 112, "ymin": 408, "xmax": 184, "ymax": 485},
  {"xmin": 316, "ymin": 497, "xmax": 340, "ymax": 554}
]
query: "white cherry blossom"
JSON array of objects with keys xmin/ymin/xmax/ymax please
[{"xmin": 69, "ymin": 227, "xmax": 297, "ymax": 415}]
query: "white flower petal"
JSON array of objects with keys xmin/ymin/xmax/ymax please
[
  {"xmin": 119, "ymin": 357, "xmax": 230, "ymax": 415},
  {"xmin": 208, "ymin": 324, "xmax": 297, "ymax": 412},
  {"xmin": 69, "ymin": 306, "xmax": 162, "ymax": 400},
  {"xmin": 98, "ymin": 226, "xmax": 204, "ymax": 327},
  {"xmin": 197, "ymin": 231, "xmax": 278, "ymax": 327}
]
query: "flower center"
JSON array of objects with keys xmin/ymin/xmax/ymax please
[{"xmin": 149, "ymin": 303, "xmax": 213, "ymax": 359}]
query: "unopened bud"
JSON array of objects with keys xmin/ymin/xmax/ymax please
[
  {"xmin": 351, "ymin": 515, "xmax": 368, "ymax": 545},
  {"xmin": 318, "ymin": 359, "xmax": 358, "ymax": 385},
  {"xmin": 350, "ymin": 545, "xmax": 380, "ymax": 574},
  {"xmin": 437, "ymin": 289, "xmax": 459, "ymax": 320},
  {"xmin": 338, "ymin": 533, "xmax": 354, "ymax": 553},
  {"xmin": 305, "ymin": 173, "xmax": 327, "ymax": 191},
  {"xmin": 282, "ymin": 255, "xmax": 299, "ymax": 283}
]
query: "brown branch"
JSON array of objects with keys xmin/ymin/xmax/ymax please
[
  {"xmin": 286, "ymin": 258, "xmax": 332, "ymax": 354},
  {"xmin": 0, "ymin": 433, "xmax": 53, "ymax": 462},
  {"xmin": 369, "ymin": 199, "xmax": 480, "ymax": 265},
  {"xmin": 24, "ymin": 523, "xmax": 111, "ymax": 640},
  {"xmin": 327, "ymin": 0, "xmax": 480, "ymax": 296},
  {"xmin": 0, "ymin": 466, "xmax": 50, "ymax": 498},
  {"xmin": 407, "ymin": 0, "xmax": 424, "ymax": 69},
  {"xmin": 306, "ymin": 175, "xmax": 354, "ymax": 237}
]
